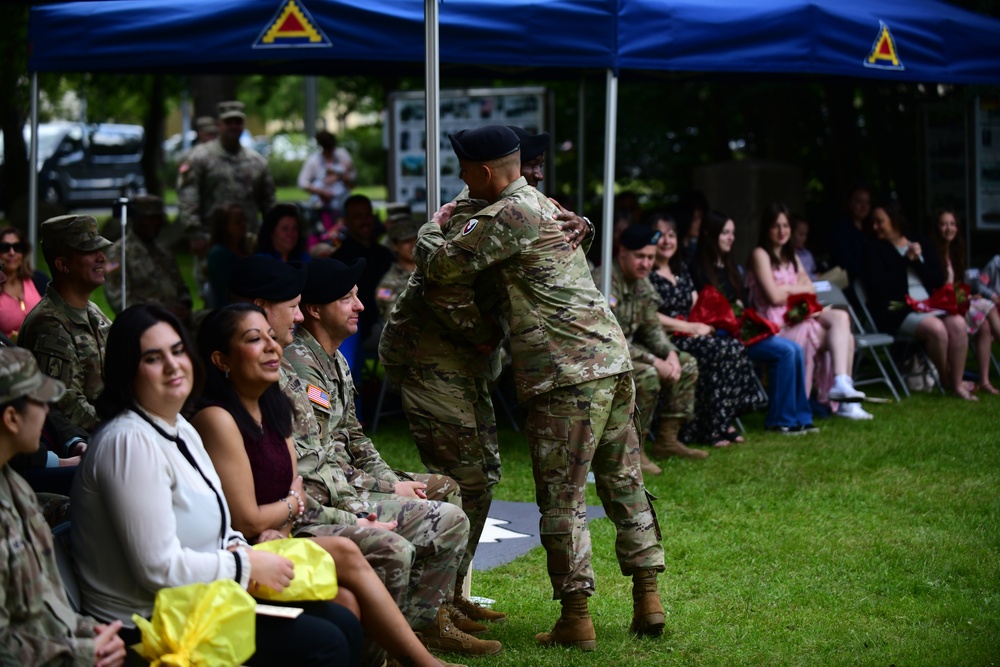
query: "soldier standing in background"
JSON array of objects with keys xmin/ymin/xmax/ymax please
[
  {"xmin": 19, "ymin": 215, "xmax": 112, "ymax": 433},
  {"xmin": 375, "ymin": 218, "xmax": 419, "ymax": 322},
  {"xmin": 178, "ymin": 101, "xmax": 275, "ymax": 234},
  {"xmin": 415, "ymin": 125, "xmax": 666, "ymax": 651},
  {"xmin": 103, "ymin": 195, "xmax": 192, "ymax": 325}
]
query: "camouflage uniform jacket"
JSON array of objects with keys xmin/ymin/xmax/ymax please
[
  {"xmin": 374, "ymin": 262, "xmax": 412, "ymax": 323},
  {"xmin": 379, "ymin": 197, "xmax": 503, "ymax": 381},
  {"xmin": 286, "ymin": 328, "xmax": 400, "ymax": 495},
  {"xmin": 415, "ymin": 177, "xmax": 632, "ymax": 402},
  {"xmin": 103, "ymin": 231, "xmax": 192, "ymax": 314},
  {"xmin": 604, "ymin": 263, "xmax": 678, "ymax": 364},
  {"xmin": 0, "ymin": 466, "xmax": 98, "ymax": 665},
  {"xmin": 177, "ymin": 139, "xmax": 276, "ymax": 231},
  {"xmin": 18, "ymin": 286, "xmax": 110, "ymax": 431},
  {"xmin": 278, "ymin": 359, "xmax": 365, "ymax": 526}
]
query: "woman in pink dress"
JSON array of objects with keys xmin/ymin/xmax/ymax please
[
  {"xmin": 746, "ymin": 204, "xmax": 871, "ymax": 419},
  {"xmin": 0, "ymin": 227, "xmax": 44, "ymax": 340}
]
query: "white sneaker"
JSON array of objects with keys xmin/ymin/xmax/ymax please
[
  {"xmin": 836, "ymin": 401, "xmax": 873, "ymax": 420},
  {"xmin": 829, "ymin": 375, "xmax": 865, "ymax": 402}
]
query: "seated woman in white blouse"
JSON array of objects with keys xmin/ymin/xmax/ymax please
[{"xmin": 70, "ymin": 304, "xmax": 362, "ymax": 666}]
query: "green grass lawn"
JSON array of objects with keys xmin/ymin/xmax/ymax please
[{"xmin": 367, "ymin": 391, "xmax": 1000, "ymax": 666}]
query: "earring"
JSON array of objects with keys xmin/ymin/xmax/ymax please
[{"xmin": 225, "ymin": 369, "xmax": 230, "ymax": 379}]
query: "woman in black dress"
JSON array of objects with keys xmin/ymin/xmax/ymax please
[{"xmin": 646, "ymin": 212, "xmax": 763, "ymax": 446}]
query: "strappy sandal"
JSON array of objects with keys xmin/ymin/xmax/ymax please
[
  {"xmin": 977, "ymin": 383, "xmax": 1000, "ymax": 396},
  {"xmin": 726, "ymin": 428, "xmax": 746, "ymax": 444},
  {"xmin": 953, "ymin": 387, "xmax": 979, "ymax": 401}
]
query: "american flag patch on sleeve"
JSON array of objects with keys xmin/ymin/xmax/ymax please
[
  {"xmin": 377, "ymin": 287, "xmax": 393, "ymax": 300},
  {"xmin": 306, "ymin": 384, "xmax": 331, "ymax": 409}
]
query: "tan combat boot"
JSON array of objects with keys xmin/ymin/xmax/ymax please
[
  {"xmin": 453, "ymin": 594, "xmax": 507, "ymax": 623},
  {"xmin": 639, "ymin": 446, "xmax": 662, "ymax": 476},
  {"xmin": 444, "ymin": 602, "xmax": 488, "ymax": 635},
  {"xmin": 535, "ymin": 592, "xmax": 597, "ymax": 651},
  {"xmin": 418, "ymin": 606, "xmax": 502, "ymax": 657},
  {"xmin": 629, "ymin": 569, "xmax": 666, "ymax": 637},
  {"xmin": 649, "ymin": 418, "xmax": 708, "ymax": 460}
]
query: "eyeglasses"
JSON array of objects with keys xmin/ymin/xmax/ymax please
[{"xmin": 0, "ymin": 242, "xmax": 25, "ymax": 253}]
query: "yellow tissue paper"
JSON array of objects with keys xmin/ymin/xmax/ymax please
[
  {"xmin": 131, "ymin": 578, "xmax": 256, "ymax": 667},
  {"xmin": 252, "ymin": 537, "xmax": 339, "ymax": 602}
]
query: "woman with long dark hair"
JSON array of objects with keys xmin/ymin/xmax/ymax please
[
  {"xmin": 746, "ymin": 203, "xmax": 870, "ymax": 419},
  {"xmin": 930, "ymin": 207, "xmax": 1000, "ymax": 394},
  {"xmin": 647, "ymin": 212, "xmax": 761, "ymax": 446},
  {"xmin": 862, "ymin": 200, "xmax": 972, "ymax": 399},
  {"xmin": 256, "ymin": 203, "xmax": 310, "ymax": 264},
  {"xmin": 691, "ymin": 210, "xmax": 816, "ymax": 434},
  {"xmin": 71, "ymin": 304, "xmax": 363, "ymax": 665},
  {"xmin": 191, "ymin": 303, "xmax": 463, "ymax": 667}
]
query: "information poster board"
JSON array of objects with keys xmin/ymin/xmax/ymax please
[
  {"xmin": 922, "ymin": 104, "xmax": 967, "ymax": 222},
  {"xmin": 388, "ymin": 86, "xmax": 547, "ymax": 214},
  {"xmin": 975, "ymin": 94, "xmax": 1000, "ymax": 230}
]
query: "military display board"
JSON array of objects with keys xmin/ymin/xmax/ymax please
[{"xmin": 388, "ymin": 87, "xmax": 548, "ymax": 214}]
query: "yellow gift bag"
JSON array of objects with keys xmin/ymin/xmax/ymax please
[
  {"xmin": 131, "ymin": 578, "xmax": 256, "ymax": 667},
  {"xmin": 251, "ymin": 537, "xmax": 339, "ymax": 602}
]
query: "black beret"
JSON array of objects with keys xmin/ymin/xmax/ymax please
[
  {"xmin": 507, "ymin": 126, "xmax": 550, "ymax": 163},
  {"xmin": 228, "ymin": 255, "xmax": 307, "ymax": 302},
  {"xmin": 448, "ymin": 126, "xmax": 520, "ymax": 162},
  {"xmin": 301, "ymin": 258, "xmax": 366, "ymax": 305},
  {"xmin": 619, "ymin": 225, "xmax": 662, "ymax": 251}
]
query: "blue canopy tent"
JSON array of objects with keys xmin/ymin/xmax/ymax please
[{"xmin": 26, "ymin": 0, "xmax": 1000, "ymax": 289}]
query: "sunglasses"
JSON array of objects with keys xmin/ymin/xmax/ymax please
[{"xmin": 0, "ymin": 242, "xmax": 26, "ymax": 253}]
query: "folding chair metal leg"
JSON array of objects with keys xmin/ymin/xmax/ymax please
[
  {"xmin": 883, "ymin": 347, "xmax": 910, "ymax": 399},
  {"xmin": 370, "ymin": 375, "xmax": 393, "ymax": 434}
]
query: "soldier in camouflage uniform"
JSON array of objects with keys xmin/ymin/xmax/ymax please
[
  {"xmin": 19, "ymin": 215, "xmax": 112, "ymax": 433},
  {"xmin": 103, "ymin": 195, "xmax": 192, "ymax": 324},
  {"xmin": 375, "ymin": 218, "xmax": 419, "ymax": 322},
  {"xmin": 415, "ymin": 125, "xmax": 666, "ymax": 651},
  {"xmin": 226, "ymin": 256, "xmax": 500, "ymax": 660},
  {"xmin": 0, "ymin": 347, "xmax": 127, "ymax": 666},
  {"xmin": 605, "ymin": 225, "xmax": 704, "ymax": 468},
  {"xmin": 177, "ymin": 101, "xmax": 275, "ymax": 234}
]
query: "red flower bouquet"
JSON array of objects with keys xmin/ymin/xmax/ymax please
[
  {"xmin": 677, "ymin": 285, "xmax": 740, "ymax": 337},
  {"xmin": 901, "ymin": 283, "xmax": 970, "ymax": 316},
  {"xmin": 738, "ymin": 308, "xmax": 781, "ymax": 347},
  {"xmin": 784, "ymin": 292, "xmax": 824, "ymax": 326}
]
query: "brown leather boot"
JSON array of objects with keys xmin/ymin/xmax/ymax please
[
  {"xmin": 418, "ymin": 606, "xmax": 502, "ymax": 657},
  {"xmin": 639, "ymin": 447, "xmax": 662, "ymax": 476},
  {"xmin": 650, "ymin": 418, "xmax": 708, "ymax": 460},
  {"xmin": 535, "ymin": 592, "xmax": 597, "ymax": 651},
  {"xmin": 453, "ymin": 594, "xmax": 506, "ymax": 623},
  {"xmin": 629, "ymin": 569, "xmax": 666, "ymax": 637},
  {"xmin": 445, "ymin": 602, "xmax": 488, "ymax": 635}
]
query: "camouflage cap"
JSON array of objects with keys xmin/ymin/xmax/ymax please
[
  {"xmin": 384, "ymin": 201, "xmax": 412, "ymax": 220},
  {"xmin": 387, "ymin": 218, "xmax": 420, "ymax": 242},
  {"xmin": 131, "ymin": 194, "xmax": 165, "ymax": 219},
  {"xmin": 0, "ymin": 348, "xmax": 66, "ymax": 405},
  {"xmin": 218, "ymin": 100, "xmax": 246, "ymax": 121},
  {"xmin": 195, "ymin": 115, "xmax": 218, "ymax": 132},
  {"xmin": 40, "ymin": 215, "xmax": 113, "ymax": 253}
]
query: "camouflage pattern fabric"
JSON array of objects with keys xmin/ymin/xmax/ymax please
[
  {"xmin": 0, "ymin": 467, "xmax": 99, "ymax": 664},
  {"xmin": 177, "ymin": 139, "xmax": 275, "ymax": 232},
  {"xmin": 415, "ymin": 178, "xmax": 663, "ymax": 599},
  {"xmin": 606, "ymin": 264, "xmax": 697, "ymax": 435},
  {"xmin": 18, "ymin": 285, "xmax": 110, "ymax": 431},
  {"xmin": 278, "ymin": 356, "xmax": 469, "ymax": 630},
  {"xmin": 374, "ymin": 261, "xmax": 412, "ymax": 322},
  {"xmin": 414, "ymin": 177, "xmax": 632, "ymax": 403},
  {"xmin": 528, "ymin": 373, "xmax": 664, "ymax": 597},
  {"xmin": 103, "ymin": 232, "xmax": 192, "ymax": 315},
  {"xmin": 379, "ymin": 196, "xmax": 505, "ymax": 577}
]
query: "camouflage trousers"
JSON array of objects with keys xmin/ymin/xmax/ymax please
[
  {"xmin": 385, "ymin": 363, "xmax": 500, "ymax": 579},
  {"xmin": 296, "ymin": 495, "xmax": 469, "ymax": 630},
  {"xmin": 526, "ymin": 372, "xmax": 665, "ymax": 599},
  {"xmin": 632, "ymin": 350, "xmax": 698, "ymax": 437}
]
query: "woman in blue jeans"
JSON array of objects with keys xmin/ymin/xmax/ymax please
[{"xmin": 690, "ymin": 210, "xmax": 815, "ymax": 434}]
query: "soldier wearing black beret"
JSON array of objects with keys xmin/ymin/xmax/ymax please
[{"xmin": 227, "ymin": 255, "xmax": 306, "ymax": 347}]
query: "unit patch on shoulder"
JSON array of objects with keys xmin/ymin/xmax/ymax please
[
  {"xmin": 462, "ymin": 219, "xmax": 479, "ymax": 236},
  {"xmin": 863, "ymin": 21, "xmax": 904, "ymax": 71},
  {"xmin": 306, "ymin": 384, "xmax": 331, "ymax": 409},
  {"xmin": 254, "ymin": 0, "xmax": 331, "ymax": 49}
]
